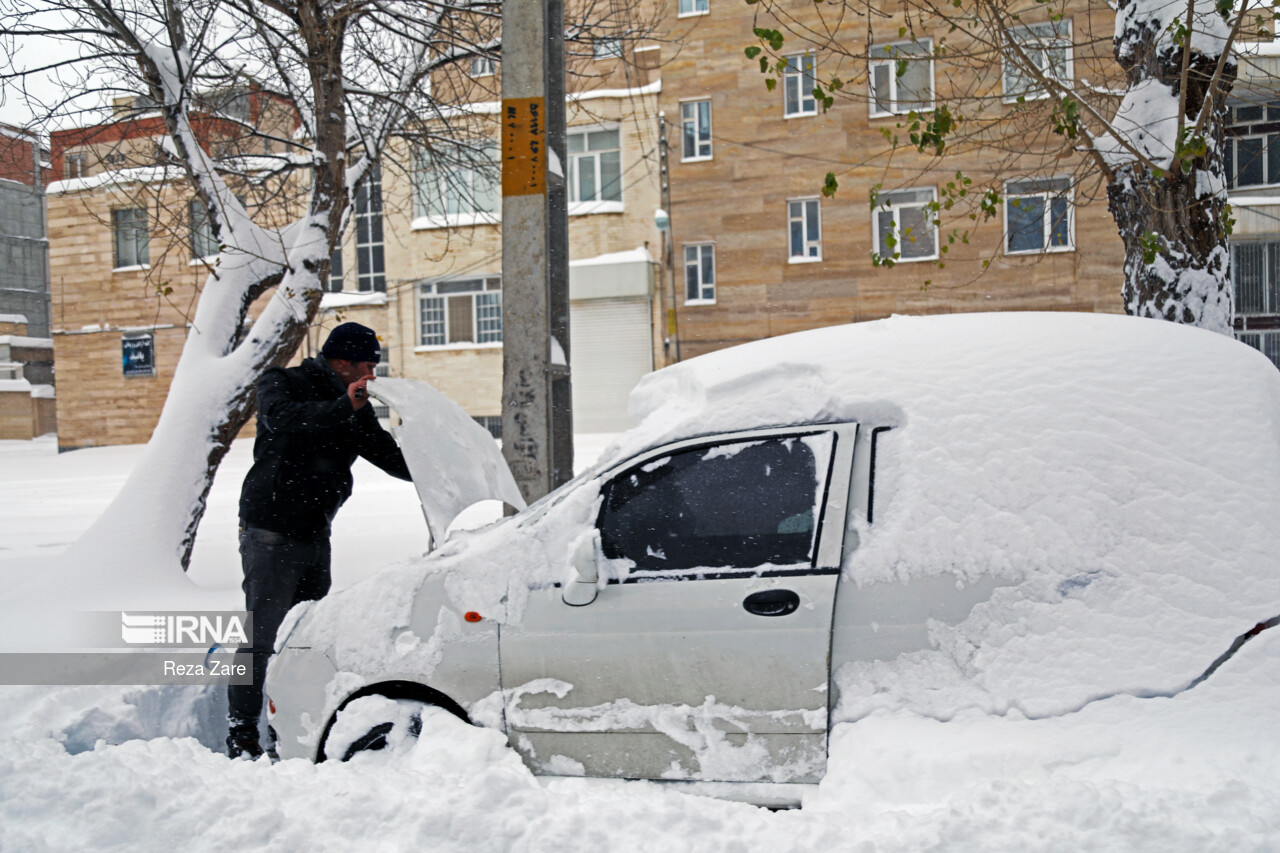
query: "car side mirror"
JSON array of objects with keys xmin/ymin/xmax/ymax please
[{"xmin": 562, "ymin": 530, "xmax": 600, "ymax": 607}]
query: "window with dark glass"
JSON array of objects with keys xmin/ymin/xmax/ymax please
[
  {"xmin": 598, "ymin": 434, "xmax": 834, "ymax": 573},
  {"xmin": 113, "ymin": 208, "xmax": 150, "ymax": 268},
  {"xmin": 1225, "ymin": 102, "xmax": 1280, "ymax": 188},
  {"xmin": 355, "ymin": 163, "xmax": 385, "ymax": 292}
]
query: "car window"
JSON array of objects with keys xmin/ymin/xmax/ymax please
[{"xmin": 598, "ymin": 433, "xmax": 834, "ymax": 572}]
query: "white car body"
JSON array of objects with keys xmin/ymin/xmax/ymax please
[{"xmin": 264, "ymin": 312, "xmax": 1280, "ymax": 790}]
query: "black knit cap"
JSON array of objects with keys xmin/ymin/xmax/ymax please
[{"xmin": 321, "ymin": 322, "xmax": 381, "ymax": 364}]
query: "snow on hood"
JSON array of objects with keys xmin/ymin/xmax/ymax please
[
  {"xmin": 370, "ymin": 377, "xmax": 526, "ymax": 544},
  {"xmin": 298, "ymin": 312, "xmax": 1280, "ymax": 718}
]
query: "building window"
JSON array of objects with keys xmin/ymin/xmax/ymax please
[
  {"xmin": 594, "ymin": 38, "xmax": 623, "ymax": 59},
  {"xmin": 355, "ymin": 163, "xmax": 385, "ymax": 292},
  {"xmin": 1225, "ymin": 104, "xmax": 1280, "ymax": 188},
  {"xmin": 474, "ymin": 415, "xmax": 502, "ymax": 439},
  {"xmin": 1004, "ymin": 178, "xmax": 1073, "ymax": 254},
  {"xmin": 678, "ymin": 0, "xmax": 709, "ymax": 16},
  {"xmin": 684, "ymin": 243, "xmax": 715, "ymax": 303},
  {"xmin": 567, "ymin": 127, "xmax": 622, "ymax": 206},
  {"xmin": 680, "ymin": 100, "xmax": 712, "ymax": 161},
  {"xmin": 1238, "ymin": 331, "xmax": 1280, "ymax": 369},
  {"xmin": 113, "ymin": 208, "xmax": 150, "ymax": 268},
  {"xmin": 1003, "ymin": 20, "xmax": 1072, "ymax": 102},
  {"xmin": 328, "ymin": 248, "xmax": 344, "ymax": 292},
  {"xmin": 1233, "ymin": 242, "xmax": 1280, "ymax": 316},
  {"xmin": 414, "ymin": 143, "xmax": 499, "ymax": 222},
  {"xmin": 788, "ymin": 198, "xmax": 822, "ymax": 261},
  {"xmin": 783, "ymin": 53, "xmax": 817, "ymax": 117},
  {"xmin": 65, "ymin": 152, "xmax": 87, "ymax": 179},
  {"xmin": 869, "ymin": 39, "xmax": 934, "ymax": 117},
  {"xmin": 189, "ymin": 198, "xmax": 220, "ymax": 259},
  {"xmin": 470, "ymin": 56, "xmax": 495, "ymax": 77},
  {"xmin": 873, "ymin": 187, "xmax": 938, "ymax": 263},
  {"xmin": 121, "ymin": 332, "xmax": 156, "ymax": 377},
  {"xmin": 419, "ymin": 276, "xmax": 503, "ymax": 346}
]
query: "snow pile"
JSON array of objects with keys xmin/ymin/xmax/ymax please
[{"xmin": 2, "ymin": 632, "xmax": 1279, "ymax": 851}]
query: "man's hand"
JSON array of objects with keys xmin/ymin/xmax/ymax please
[{"xmin": 347, "ymin": 374, "xmax": 376, "ymax": 410}]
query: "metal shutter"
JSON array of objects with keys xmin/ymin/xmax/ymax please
[{"xmin": 569, "ymin": 297, "xmax": 653, "ymax": 433}]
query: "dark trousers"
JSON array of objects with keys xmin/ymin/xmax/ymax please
[{"xmin": 227, "ymin": 525, "xmax": 331, "ymax": 730}]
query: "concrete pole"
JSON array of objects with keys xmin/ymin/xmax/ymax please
[{"xmin": 501, "ymin": 0, "xmax": 572, "ymax": 504}]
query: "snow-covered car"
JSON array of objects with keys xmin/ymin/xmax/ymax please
[{"xmin": 263, "ymin": 312, "xmax": 1280, "ymax": 795}]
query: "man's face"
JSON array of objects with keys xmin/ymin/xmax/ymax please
[{"xmin": 330, "ymin": 359, "xmax": 378, "ymax": 385}]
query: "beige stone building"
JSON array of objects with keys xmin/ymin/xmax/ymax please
[
  {"xmin": 656, "ymin": 1, "xmax": 1129, "ymax": 362},
  {"xmin": 43, "ymin": 6, "xmax": 1280, "ymax": 450}
]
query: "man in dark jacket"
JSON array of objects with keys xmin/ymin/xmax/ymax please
[{"xmin": 227, "ymin": 322, "xmax": 411, "ymax": 758}]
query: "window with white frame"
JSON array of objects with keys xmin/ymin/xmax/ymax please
[
  {"xmin": 355, "ymin": 163, "xmax": 385, "ymax": 292},
  {"xmin": 594, "ymin": 37, "xmax": 623, "ymax": 59},
  {"xmin": 681, "ymin": 100, "xmax": 712, "ymax": 161},
  {"xmin": 678, "ymin": 0, "xmax": 709, "ymax": 15},
  {"xmin": 869, "ymin": 39, "xmax": 934, "ymax": 117},
  {"xmin": 1003, "ymin": 20, "xmax": 1072, "ymax": 102},
  {"xmin": 783, "ymin": 53, "xmax": 817, "ymax": 117},
  {"xmin": 568, "ymin": 127, "xmax": 622, "ymax": 206},
  {"xmin": 1233, "ymin": 241, "xmax": 1280, "ymax": 316},
  {"xmin": 328, "ymin": 248, "xmax": 344, "ymax": 292},
  {"xmin": 873, "ymin": 188, "xmax": 937, "ymax": 262},
  {"xmin": 1004, "ymin": 177, "xmax": 1073, "ymax": 254},
  {"xmin": 189, "ymin": 198, "xmax": 219, "ymax": 260},
  {"xmin": 419, "ymin": 276, "xmax": 503, "ymax": 346},
  {"xmin": 65, "ymin": 151, "xmax": 87, "ymax": 179},
  {"xmin": 788, "ymin": 198, "xmax": 821, "ymax": 261},
  {"xmin": 113, "ymin": 207, "xmax": 150, "ymax": 268},
  {"xmin": 1237, "ymin": 330, "xmax": 1280, "ymax": 369},
  {"xmin": 414, "ymin": 143, "xmax": 499, "ymax": 221},
  {"xmin": 470, "ymin": 56, "xmax": 495, "ymax": 77},
  {"xmin": 684, "ymin": 244, "xmax": 715, "ymax": 303},
  {"xmin": 1225, "ymin": 102, "xmax": 1280, "ymax": 188}
]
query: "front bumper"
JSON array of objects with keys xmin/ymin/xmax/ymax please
[{"xmin": 264, "ymin": 645, "xmax": 340, "ymax": 761}]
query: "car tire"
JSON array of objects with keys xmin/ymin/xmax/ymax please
[{"xmin": 324, "ymin": 695, "xmax": 429, "ymax": 762}]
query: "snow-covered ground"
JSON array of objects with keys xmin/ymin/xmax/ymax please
[{"xmin": 0, "ymin": 432, "xmax": 1277, "ymax": 851}]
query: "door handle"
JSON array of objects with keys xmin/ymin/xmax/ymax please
[{"xmin": 742, "ymin": 589, "xmax": 800, "ymax": 617}]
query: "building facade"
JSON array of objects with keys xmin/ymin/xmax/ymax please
[
  {"xmin": 0, "ymin": 123, "xmax": 55, "ymax": 439},
  {"xmin": 657, "ymin": 2, "xmax": 1129, "ymax": 363},
  {"xmin": 42, "ymin": 6, "xmax": 1280, "ymax": 449}
]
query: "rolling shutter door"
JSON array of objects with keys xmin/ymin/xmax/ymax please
[{"xmin": 569, "ymin": 297, "xmax": 653, "ymax": 433}]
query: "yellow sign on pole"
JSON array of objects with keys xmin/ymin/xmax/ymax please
[{"xmin": 502, "ymin": 97, "xmax": 546, "ymax": 196}]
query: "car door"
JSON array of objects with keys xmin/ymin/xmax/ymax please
[{"xmin": 499, "ymin": 424, "xmax": 856, "ymax": 783}]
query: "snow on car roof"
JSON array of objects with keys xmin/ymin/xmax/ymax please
[
  {"xmin": 612, "ymin": 311, "xmax": 1280, "ymax": 720},
  {"xmin": 299, "ymin": 312, "xmax": 1280, "ymax": 721},
  {"xmin": 584, "ymin": 312, "xmax": 1280, "ymax": 717}
]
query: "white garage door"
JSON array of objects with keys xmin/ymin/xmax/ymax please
[{"xmin": 569, "ymin": 297, "xmax": 653, "ymax": 433}]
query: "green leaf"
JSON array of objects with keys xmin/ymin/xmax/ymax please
[
  {"xmin": 822, "ymin": 172, "xmax": 839, "ymax": 198},
  {"xmin": 745, "ymin": 46, "xmax": 762, "ymax": 59},
  {"xmin": 765, "ymin": 77, "xmax": 776, "ymax": 91}
]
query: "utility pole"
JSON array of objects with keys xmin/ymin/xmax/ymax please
[
  {"xmin": 656, "ymin": 111, "xmax": 680, "ymax": 363},
  {"xmin": 501, "ymin": 0, "xmax": 572, "ymax": 503}
]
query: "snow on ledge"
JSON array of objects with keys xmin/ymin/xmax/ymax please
[
  {"xmin": 0, "ymin": 335, "xmax": 53, "ymax": 349},
  {"xmin": 0, "ymin": 314, "xmax": 29, "ymax": 325},
  {"xmin": 321, "ymin": 291, "xmax": 389, "ymax": 310},
  {"xmin": 438, "ymin": 79, "xmax": 662, "ymax": 117},
  {"xmin": 46, "ymin": 166, "xmax": 175, "ymax": 195},
  {"xmin": 569, "ymin": 246, "xmax": 655, "ymax": 267},
  {"xmin": 1227, "ymin": 195, "xmax": 1280, "ymax": 207}
]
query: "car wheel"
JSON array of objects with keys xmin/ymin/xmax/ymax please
[{"xmin": 324, "ymin": 695, "xmax": 429, "ymax": 762}]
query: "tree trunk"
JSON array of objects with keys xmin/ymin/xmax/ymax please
[{"xmin": 1109, "ymin": 0, "xmax": 1237, "ymax": 335}]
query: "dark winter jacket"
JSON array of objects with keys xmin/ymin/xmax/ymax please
[{"xmin": 238, "ymin": 356, "xmax": 411, "ymax": 537}]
